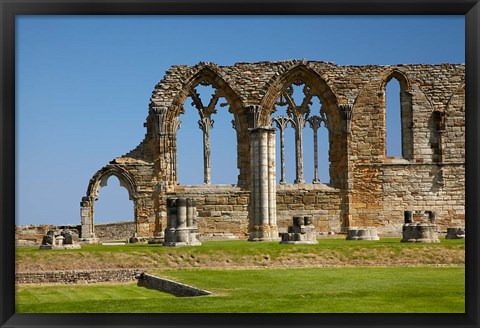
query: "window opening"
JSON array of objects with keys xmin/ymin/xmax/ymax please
[{"xmin": 385, "ymin": 78, "xmax": 402, "ymax": 157}]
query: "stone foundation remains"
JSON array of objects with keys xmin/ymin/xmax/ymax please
[
  {"xmin": 346, "ymin": 228, "xmax": 380, "ymax": 241},
  {"xmin": 401, "ymin": 211, "xmax": 440, "ymax": 243},
  {"xmin": 280, "ymin": 216, "xmax": 318, "ymax": 244},
  {"xmin": 445, "ymin": 227, "xmax": 465, "ymax": 239},
  {"xmin": 163, "ymin": 197, "xmax": 201, "ymax": 246},
  {"xmin": 39, "ymin": 229, "xmax": 81, "ymax": 250},
  {"xmin": 16, "ymin": 269, "xmax": 143, "ymax": 284}
]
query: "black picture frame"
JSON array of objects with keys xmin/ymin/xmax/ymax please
[{"xmin": 1, "ymin": 1, "xmax": 478, "ymax": 327}]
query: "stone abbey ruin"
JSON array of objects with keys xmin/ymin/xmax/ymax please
[{"xmin": 79, "ymin": 60, "xmax": 465, "ymax": 243}]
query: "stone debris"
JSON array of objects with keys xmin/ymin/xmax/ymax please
[
  {"xmin": 280, "ymin": 216, "xmax": 318, "ymax": 244},
  {"xmin": 39, "ymin": 229, "xmax": 81, "ymax": 250}
]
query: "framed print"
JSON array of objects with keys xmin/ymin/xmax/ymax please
[{"xmin": 1, "ymin": 1, "xmax": 479, "ymax": 327}]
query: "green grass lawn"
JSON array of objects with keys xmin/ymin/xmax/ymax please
[{"xmin": 16, "ymin": 266, "xmax": 464, "ymax": 313}]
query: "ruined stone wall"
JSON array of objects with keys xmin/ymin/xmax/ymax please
[
  {"xmin": 80, "ymin": 60, "xmax": 464, "ymax": 239},
  {"xmin": 348, "ymin": 64, "xmax": 465, "ymax": 234},
  {"xmin": 16, "ymin": 269, "xmax": 143, "ymax": 284}
]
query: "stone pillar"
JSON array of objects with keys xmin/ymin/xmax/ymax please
[
  {"xmin": 173, "ymin": 117, "xmax": 182, "ymax": 184},
  {"xmin": 291, "ymin": 114, "xmax": 306, "ymax": 184},
  {"xmin": 198, "ymin": 117, "xmax": 214, "ymax": 185},
  {"xmin": 268, "ymin": 127, "xmax": 277, "ymax": 231},
  {"xmin": 186, "ymin": 198, "xmax": 196, "ymax": 227},
  {"xmin": 248, "ymin": 127, "xmax": 279, "ymax": 241},
  {"xmin": 80, "ymin": 196, "xmax": 98, "ymax": 243},
  {"xmin": 272, "ymin": 116, "xmax": 292, "ymax": 184},
  {"xmin": 338, "ymin": 104, "xmax": 354, "ymax": 232},
  {"xmin": 164, "ymin": 197, "xmax": 201, "ymax": 246},
  {"xmin": 307, "ymin": 115, "xmax": 323, "ymax": 184}
]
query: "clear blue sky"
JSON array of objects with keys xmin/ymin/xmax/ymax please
[{"xmin": 16, "ymin": 16, "xmax": 464, "ymax": 226}]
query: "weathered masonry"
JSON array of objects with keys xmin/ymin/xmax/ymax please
[{"xmin": 80, "ymin": 60, "xmax": 465, "ymax": 243}]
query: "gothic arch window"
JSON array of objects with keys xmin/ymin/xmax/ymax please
[
  {"xmin": 176, "ymin": 80, "xmax": 237, "ymax": 185},
  {"xmin": 384, "ymin": 71, "xmax": 413, "ymax": 161},
  {"xmin": 271, "ymin": 78, "xmax": 330, "ymax": 185}
]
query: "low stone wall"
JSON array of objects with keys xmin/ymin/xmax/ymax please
[
  {"xmin": 16, "ymin": 269, "xmax": 144, "ymax": 284},
  {"xmin": 15, "ymin": 222, "xmax": 135, "ymax": 246},
  {"xmin": 138, "ymin": 273, "xmax": 211, "ymax": 297},
  {"xmin": 94, "ymin": 221, "xmax": 136, "ymax": 241}
]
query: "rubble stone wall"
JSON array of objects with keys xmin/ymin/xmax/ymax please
[
  {"xmin": 94, "ymin": 222, "xmax": 136, "ymax": 241},
  {"xmin": 16, "ymin": 269, "xmax": 143, "ymax": 284}
]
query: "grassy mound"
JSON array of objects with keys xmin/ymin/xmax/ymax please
[{"xmin": 16, "ymin": 238, "xmax": 465, "ymax": 272}]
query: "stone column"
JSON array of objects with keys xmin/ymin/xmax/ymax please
[
  {"xmin": 339, "ymin": 104, "xmax": 354, "ymax": 232},
  {"xmin": 186, "ymin": 198, "xmax": 196, "ymax": 227},
  {"xmin": 175, "ymin": 198, "xmax": 188, "ymax": 242},
  {"xmin": 307, "ymin": 115, "xmax": 323, "ymax": 184},
  {"xmin": 267, "ymin": 128, "xmax": 277, "ymax": 230},
  {"xmin": 80, "ymin": 196, "xmax": 98, "ymax": 243},
  {"xmin": 198, "ymin": 117, "xmax": 214, "ymax": 185},
  {"xmin": 248, "ymin": 127, "xmax": 279, "ymax": 241},
  {"xmin": 272, "ymin": 116, "xmax": 292, "ymax": 184},
  {"xmin": 173, "ymin": 117, "xmax": 182, "ymax": 184},
  {"xmin": 435, "ymin": 110, "xmax": 446, "ymax": 163},
  {"xmin": 291, "ymin": 114, "xmax": 306, "ymax": 184}
]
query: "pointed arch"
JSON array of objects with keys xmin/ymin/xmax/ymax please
[
  {"xmin": 261, "ymin": 63, "xmax": 344, "ymax": 187},
  {"xmin": 167, "ymin": 63, "xmax": 245, "ymax": 124},
  {"xmin": 86, "ymin": 164, "xmax": 138, "ymax": 201},
  {"xmin": 381, "ymin": 69, "xmax": 412, "ymax": 92},
  {"xmin": 380, "ymin": 68, "xmax": 414, "ymax": 160},
  {"xmin": 165, "ymin": 63, "xmax": 249, "ymax": 187},
  {"xmin": 260, "ymin": 63, "xmax": 340, "ymax": 126}
]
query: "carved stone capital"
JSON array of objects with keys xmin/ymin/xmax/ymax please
[
  {"xmin": 339, "ymin": 104, "xmax": 354, "ymax": 134},
  {"xmin": 247, "ymin": 105, "xmax": 260, "ymax": 129},
  {"xmin": 272, "ymin": 115, "xmax": 293, "ymax": 131},
  {"xmin": 306, "ymin": 115, "xmax": 323, "ymax": 131},
  {"xmin": 198, "ymin": 117, "xmax": 214, "ymax": 134}
]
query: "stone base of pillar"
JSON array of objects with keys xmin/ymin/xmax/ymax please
[
  {"xmin": 401, "ymin": 223, "xmax": 440, "ymax": 243},
  {"xmin": 445, "ymin": 227, "xmax": 465, "ymax": 239},
  {"xmin": 279, "ymin": 216, "xmax": 318, "ymax": 244},
  {"xmin": 163, "ymin": 228, "xmax": 201, "ymax": 247},
  {"xmin": 79, "ymin": 237, "xmax": 100, "ymax": 244},
  {"xmin": 346, "ymin": 228, "xmax": 380, "ymax": 241},
  {"xmin": 148, "ymin": 232, "xmax": 165, "ymax": 244},
  {"xmin": 248, "ymin": 225, "xmax": 280, "ymax": 242}
]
